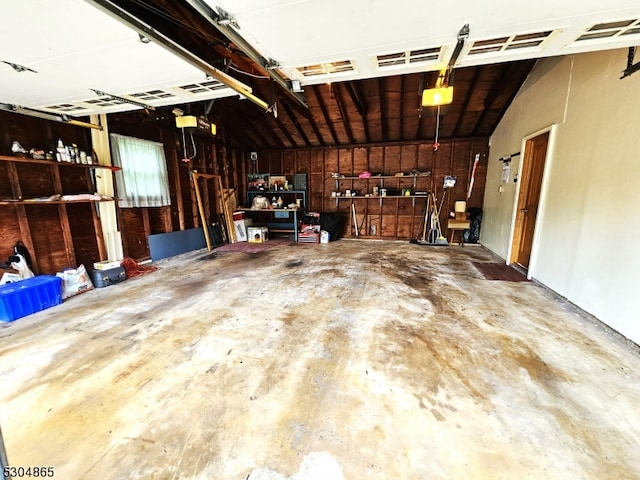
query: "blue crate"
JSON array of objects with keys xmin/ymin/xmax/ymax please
[{"xmin": 0, "ymin": 275, "xmax": 63, "ymax": 322}]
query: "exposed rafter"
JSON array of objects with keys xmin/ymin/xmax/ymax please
[
  {"xmin": 344, "ymin": 82, "xmax": 369, "ymax": 143},
  {"xmin": 309, "ymin": 85, "xmax": 339, "ymax": 145},
  {"xmin": 85, "ymin": 0, "xmax": 271, "ymax": 112},
  {"xmin": 378, "ymin": 78, "xmax": 388, "ymax": 143},
  {"xmin": 333, "ymin": 83, "xmax": 354, "ymax": 145},
  {"xmin": 453, "ymin": 67, "xmax": 482, "ymax": 138},
  {"xmin": 280, "ymin": 101, "xmax": 311, "ymax": 147},
  {"xmin": 184, "ymin": 0, "xmax": 308, "ymax": 109}
]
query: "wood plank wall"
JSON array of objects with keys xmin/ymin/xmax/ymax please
[
  {"xmin": 108, "ymin": 115, "xmax": 240, "ymax": 260},
  {"xmin": 0, "ymin": 111, "xmax": 98, "ymax": 273},
  {"xmin": 1, "ymin": 111, "xmax": 241, "ymax": 269},
  {"xmin": 257, "ymin": 138, "xmax": 489, "ymax": 240}
]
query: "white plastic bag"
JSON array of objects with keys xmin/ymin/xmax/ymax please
[{"xmin": 56, "ymin": 264, "xmax": 94, "ymax": 299}]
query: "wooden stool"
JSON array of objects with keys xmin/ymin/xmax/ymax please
[{"xmin": 447, "ymin": 219, "xmax": 470, "ymax": 246}]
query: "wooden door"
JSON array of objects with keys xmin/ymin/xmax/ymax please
[{"xmin": 511, "ymin": 132, "xmax": 549, "ymax": 269}]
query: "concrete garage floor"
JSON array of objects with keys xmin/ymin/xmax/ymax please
[{"xmin": 1, "ymin": 239, "xmax": 640, "ymax": 480}]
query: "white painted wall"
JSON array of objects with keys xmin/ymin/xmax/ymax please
[{"xmin": 484, "ymin": 49, "xmax": 640, "ymax": 344}]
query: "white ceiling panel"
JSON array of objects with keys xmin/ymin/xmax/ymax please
[
  {"xmin": 205, "ymin": 0, "xmax": 640, "ymax": 83},
  {"xmin": 3, "ymin": 0, "xmax": 640, "ymax": 114},
  {"xmin": 0, "ymin": 0, "xmax": 237, "ymax": 115}
]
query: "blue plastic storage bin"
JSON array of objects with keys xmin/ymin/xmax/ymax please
[{"xmin": 0, "ymin": 275, "xmax": 63, "ymax": 322}]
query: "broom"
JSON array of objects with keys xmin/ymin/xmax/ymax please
[
  {"xmin": 430, "ymin": 191, "xmax": 449, "ymax": 245},
  {"xmin": 410, "ymin": 194, "xmax": 432, "ymax": 245}
]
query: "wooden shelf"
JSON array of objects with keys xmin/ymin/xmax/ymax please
[
  {"xmin": 333, "ymin": 195, "xmax": 429, "ymax": 199},
  {"xmin": 0, "ymin": 154, "xmax": 121, "ymax": 171},
  {"xmin": 0, "ymin": 199, "xmax": 115, "ymax": 206},
  {"xmin": 0, "ymin": 150, "xmax": 119, "ymax": 274},
  {"xmin": 331, "ymin": 174, "xmax": 431, "ymax": 180}
]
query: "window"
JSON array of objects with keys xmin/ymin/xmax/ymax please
[{"xmin": 110, "ymin": 133, "xmax": 171, "ymax": 208}]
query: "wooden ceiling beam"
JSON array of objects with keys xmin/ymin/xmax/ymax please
[
  {"xmin": 471, "ymin": 69, "xmax": 505, "ymax": 136},
  {"xmin": 344, "ymin": 81, "xmax": 370, "ymax": 143},
  {"xmin": 185, "ymin": 0, "xmax": 309, "ymax": 109},
  {"xmin": 250, "ymin": 83, "xmax": 299, "ymax": 148},
  {"xmin": 280, "ymin": 100, "xmax": 311, "ymax": 148},
  {"xmin": 345, "ymin": 81, "xmax": 368, "ymax": 117},
  {"xmin": 453, "ymin": 66, "xmax": 482, "ymax": 138},
  {"xmin": 305, "ymin": 113, "xmax": 326, "ymax": 147},
  {"xmin": 415, "ymin": 73, "xmax": 427, "ymax": 140},
  {"xmin": 214, "ymin": 103, "xmax": 272, "ymax": 149},
  {"xmin": 489, "ymin": 60, "xmax": 537, "ymax": 134},
  {"xmin": 309, "ymin": 85, "xmax": 339, "ymax": 145},
  {"xmin": 269, "ymin": 111, "xmax": 298, "ymax": 148},
  {"xmin": 87, "ymin": 0, "xmax": 270, "ymax": 111},
  {"xmin": 378, "ymin": 78, "xmax": 388, "ymax": 143},
  {"xmin": 399, "ymin": 76, "xmax": 407, "ymax": 141},
  {"xmin": 332, "ymin": 83, "xmax": 354, "ymax": 145},
  {"xmin": 290, "ymin": 90, "xmax": 325, "ymax": 146}
]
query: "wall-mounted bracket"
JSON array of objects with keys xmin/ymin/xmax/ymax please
[
  {"xmin": 500, "ymin": 152, "xmax": 520, "ymax": 162},
  {"xmin": 621, "ymin": 47, "xmax": 640, "ymax": 79}
]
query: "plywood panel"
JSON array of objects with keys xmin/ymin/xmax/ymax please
[
  {"xmin": 384, "ymin": 145, "xmax": 401, "ymax": 173},
  {"xmin": 0, "ymin": 163, "xmax": 13, "ymax": 199},
  {"xmin": 0, "ymin": 209, "xmax": 22, "ymax": 254},
  {"xmin": 257, "ymin": 152, "xmax": 271, "ymax": 173},
  {"xmin": 26, "ymin": 205, "xmax": 67, "ymax": 273},
  {"xmin": 396, "ymin": 215, "xmax": 413, "ymax": 238},
  {"xmin": 148, "ymin": 206, "xmax": 173, "ymax": 234},
  {"xmin": 282, "ymin": 151, "xmax": 295, "ymax": 174},
  {"xmin": 324, "ymin": 149, "xmax": 338, "ymax": 173},
  {"xmin": 353, "ymin": 147, "xmax": 368, "ymax": 174},
  {"xmin": 121, "ymin": 208, "xmax": 149, "ymax": 260},
  {"xmin": 380, "ymin": 214, "xmax": 397, "ymax": 237},
  {"xmin": 338, "ymin": 148, "xmax": 352, "ymax": 174},
  {"xmin": 295, "ymin": 150, "xmax": 311, "ymax": 176},
  {"xmin": 309, "ymin": 173, "xmax": 323, "ymax": 212},
  {"xmin": 257, "ymin": 138, "xmax": 489, "ymax": 240},
  {"xmin": 400, "ymin": 144, "xmax": 418, "ymax": 173},
  {"xmin": 308, "ymin": 150, "xmax": 323, "ymax": 174},
  {"xmin": 15, "ymin": 163, "xmax": 54, "ymax": 198}
]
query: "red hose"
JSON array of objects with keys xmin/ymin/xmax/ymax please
[{"xmin": 121, "ymin": 257, "xmax": 158, "ymax": 278}]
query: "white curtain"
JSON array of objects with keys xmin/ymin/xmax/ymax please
[{"xmin": 110, "ymin": 133, "xmax": 171, "ymax": 208}]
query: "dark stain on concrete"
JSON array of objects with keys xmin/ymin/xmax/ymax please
[{"xmin": 197, "ymin": 252, "xmax": 220, "ymax": 261}]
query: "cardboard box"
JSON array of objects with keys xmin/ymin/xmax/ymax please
[
  {"xmin": 93, "ymin": 260, "xmax": 121, "ymax": 270},
  {"xmin": 248, "ymin": 226, "xmax": 269, "ymax": 243},
  {"xmin": 234, "ymin": 218, "xmax": 253, "ymax": 242}
]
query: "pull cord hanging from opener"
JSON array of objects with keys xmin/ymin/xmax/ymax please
[
  {"xmin": 181, "ymin": 127, "xmax": 197, "ymax": 163},
  {"xmin": 433, "ymin": 104, "xmax": 441, "ymax": 151}
]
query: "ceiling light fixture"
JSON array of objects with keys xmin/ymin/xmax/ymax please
[
  {"xmin": 422, "ymin": 85, "xmax": 454, "ymax": 107},
  {"xmin": 421, "ymin": 24, "xmax": 469, "ymax": 107},
  {"xmin": 175, "ymin": 115, "xmax": 216, "ymax": 136}
]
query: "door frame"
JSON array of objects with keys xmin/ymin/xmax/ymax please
[{"xmin": 506, "ymin": 125, "xmax": 556, "ymax": 279}]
